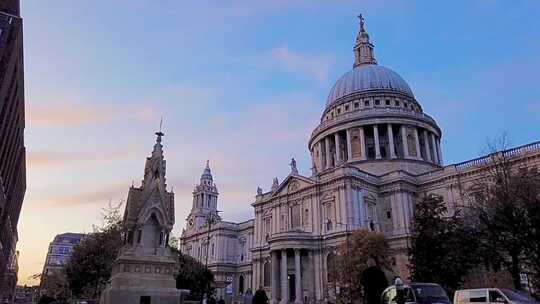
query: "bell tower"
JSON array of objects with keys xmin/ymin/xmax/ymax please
[{"xmin": 186, "ymin": 161, "xmax": 220, "ymax": 232}]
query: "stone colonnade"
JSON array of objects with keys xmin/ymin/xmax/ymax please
[
  {"xmin": 316, "ymin": 123, "xmax": 442, "ymax": 169},
  {"xmin": 269, "ymin": 248, "xmax": 312, "ymax": 304}
]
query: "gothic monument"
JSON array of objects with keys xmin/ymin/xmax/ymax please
[{"xmin": 101, "ymin": 131, "xmax": 185, "ymax": 304}]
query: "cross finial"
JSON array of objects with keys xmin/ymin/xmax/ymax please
[
  {"xmin": 358, "ymin": 14, "xmax": 365, "ymax": 32},
  {"xmin": 155, "ymin": 117, "xmax": 164, "ymax": 141}
]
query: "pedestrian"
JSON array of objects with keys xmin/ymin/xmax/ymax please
[
  {"xmin": 244, "ymin": 288, "xmax": 253, "ymax": 304},
  {"xmin": 209, "ymin": 294, "xmax": 217, "ymax": 304},
  {"xmin": 202, "ymin": 293, "xmax": 208, "ymax": 304},
  {"xmin": 218, "ymin": 297, "xmax": 226, "ymax": 304},
  {"xmin": 252, "ymin": 286, "xmax": 268, "ymax": 304}
]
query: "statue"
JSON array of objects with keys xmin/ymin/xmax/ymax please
[
  {"xmin": 257, "ymin": 187, "xmax": 262, "ymax": 195},
  {"xmin": 290, "ymin": 157, "xmax": 298, "ymax": 174},
  {"xmin": 271, "ymin": 177, "xmax": 279, "ymax": 190}
]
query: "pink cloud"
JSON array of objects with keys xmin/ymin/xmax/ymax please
[{"xmin": 27, "ymin": 101, "xmax": 159, "ymax": 128}]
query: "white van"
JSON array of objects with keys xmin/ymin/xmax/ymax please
[{"xmin": 454, "ymin": 288, "xmax": 537, "ymax": 304}]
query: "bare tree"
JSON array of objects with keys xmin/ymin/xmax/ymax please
[{"xmin": 465, "ymin": 134, "xmax": 540, "ymax": 290}]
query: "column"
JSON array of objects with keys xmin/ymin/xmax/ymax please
[
  {"xmin": 359, "ymin": 127, "xmax": 367, "ymax": 160},
  {"xmin": 373, "ymin": 125, "xmax": 381, "ymax": 159},
  {"xmin": 325, "ymin": 137, "xmax": 331, "ymax": 168},
  {"xmin": 423, "ymin": 130, "xmax": 431, "ymax": 162},
  {"xmin": 280, "ymin": 249, "xmax": 288, "ymax": 304},
  {"xmin": 318, "ymin": 141, "xmax": 324, "ymax": 170},
  {"xmin": 414, "ymin": 128, "xmax": 422, "ymax": 160},
  {"xmin": 271, "ymin": 251, "xmax": 279, "ymax": 304},
  {"xmin": 312, "ymin": 251, "xmax": 322, "ymax": 302},
  {"xmin": 430, "ymin": 133, "xmax": 439, "ymax": 164},
  {"xmin": 294, "ymin": 249, "xmax": 302, "ymax": 304},
  {"xmin": 387, "ymin": 124, "xmax": 396, "ymax": 159},
  {"xmin": 436, "ymin": 137, "xmax": 443, "ymax": 165},
  {"xmin": 401, "ymin": 125, "xmax": 410, "ymax": 159},
  {"xmin": 346, "ymin": 129, "xmax": 352, "ymax": 161},
  {"xmin": 334, "ymin": 133, "xmax": 342, "ymax": 164},
  {"xmin": 351, "ymin": 187, "xmax": 360, "ymax": 228}
]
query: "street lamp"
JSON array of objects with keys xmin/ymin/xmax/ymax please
[
  {"xmin": 336, "ymin": 222, "xmax": 352, "ymax": 304},
  {"xmin": 204, "ymin": 212, "xmax": 220, "ymax": 297},
  {"xmin": 204, "ymin": 212, "xmax": 220, "ymax": 268}
]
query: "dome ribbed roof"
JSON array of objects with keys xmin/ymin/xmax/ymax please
[{"xmin": 326, "ymin": 64, "xmax": 414, "ymax": 107}]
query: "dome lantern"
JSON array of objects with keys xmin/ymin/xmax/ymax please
[{"xmin": 354, "ymin": 14, "xmax": 377, "ymax": 67}]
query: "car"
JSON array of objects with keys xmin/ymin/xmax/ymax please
[
  {"xmin": 410, "ymin": 283, "xmax": 451, "ymax": 304},
  {"xmin": 454, "ymin": 288, "xmax": 538, "ymax": 304},
  {"xmin": 381, "ymin": 282, "xmax": 450, "ymax": 304}
]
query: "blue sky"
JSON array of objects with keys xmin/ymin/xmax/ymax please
[{"xmin": 17, "ymin": 1, "xmax": 540, "ymax": 284}]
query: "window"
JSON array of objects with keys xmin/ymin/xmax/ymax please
[
  {"xmin": 337, "ymin": 108, "xmax": 341, "ymax": 114},
  {"xmin": 375, "ymin": 99, "xmax": 380, "ymax": 105},
  {"xmin": 468, "ymin": 290, "xmax": 487, "ymax": 302},
  {"xmin": 395, "ymin": 100, "xmax": 400, "ymax": 107},
  {"xmin": 263, "ymin": 262, "xmax": 271, "ymax": 287},
  {"xmin": 238, "ymin": 275, "xmax": 245, "ymax": 294},
  {"xmin": 354, "ymin": 102, "xmax": 359, "ymax": 108},
  {"xmin": 386, "ymin": 211, "xmax": 392, "ymax": 219},
  {"xmin": 303, "ymin": 209, "xmax": 310, "ymax": 227},
  {"xmin": 137, "ymin": 229, "xmax": 142, "ymax": 244},
  {"xmin": 326, "ymin": 219, "xmax": 333, "ymax": 231},
  {"xmin": 489, "ymin": 290, "xmax": 506, "ymax": 303},
  {"xmin": 365, "ymin": 100, "xmax": 370, "ymax": 106},
  {"xmin": 291, "ymin": 204, "xmax": 301, "ymax": 229},
  {"xmin": 386, "ymin": 99, "xmax": 390, "ymax": 105},
  {"xmin": 345, "ymin": 105, "xmax": 349, "ymax": 111}
]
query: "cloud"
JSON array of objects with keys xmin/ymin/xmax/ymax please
[
  {"xmin": 26, "ymin": 149, "xmax": 138, "ymax": 167},
  {"xmin": 27, "ymin": 100, "xmax": 159, "ymax": 128},
  {"xmin": 46, "ymin": 182, "xmax": 128, "ymax": 207},
  {"xmin": 267, "ymin": 46, "xmax": 334, "ymax": 82}
]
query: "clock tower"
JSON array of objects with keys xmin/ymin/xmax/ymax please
[{"xmin": 186, "ymin": 161, "xmax": 220, "ymax": 233}]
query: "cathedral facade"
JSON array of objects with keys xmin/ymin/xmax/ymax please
[{"xmin": 180, "ymin": 16, "xmax": 540, "ymax": 304}]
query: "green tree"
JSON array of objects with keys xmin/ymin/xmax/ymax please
[
  {"xmin": 409, "ymin": 194, "xmax": 480, "ymax": 295},
  {"xmin": 173, "ymin": 247, "xmax": 214, "ymax": 301},
  {"xmin": 64, "ymin": 202, "xmax": 123, "ymax": 299}
]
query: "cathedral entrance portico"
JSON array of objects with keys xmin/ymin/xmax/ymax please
[{"xmin": 270, "ymin": 248, "xmax": 307, "ymax": 304}]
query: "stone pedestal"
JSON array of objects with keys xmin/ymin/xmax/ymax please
[{"xmin": 101, "ymin": 249, "xmax": 189, "ymax": 304}]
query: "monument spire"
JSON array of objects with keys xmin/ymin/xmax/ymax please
[{"xmin": 353, "ymin": 14, "xmax": 377, "ymax": 67}]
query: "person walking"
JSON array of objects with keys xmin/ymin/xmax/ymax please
[
  {"xmin": 252, "ymin": 286, "xmax": 268, "ymax": 304},
  {"xmin": 244, "ymin": 288, "xmax": 253, "ymax": 304}
]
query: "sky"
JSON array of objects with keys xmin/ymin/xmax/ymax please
[{"xmin": 16, "ymin": 0, "xmax": 540, "ymax": 285}]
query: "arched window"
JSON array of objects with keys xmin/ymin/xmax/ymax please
[
  {"xmin": 327, "ymin": 253, "xmax": 336, "ymax": 283},
  {"xmin": 238, "ymin": 275, "xmax": 245, "ymax": 294},
  {"xmin": 263, "ymin": 261, "xmax": 271, "ymax": 287}
]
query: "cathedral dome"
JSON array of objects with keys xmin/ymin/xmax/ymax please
[{"xmin": 326, "ymin": 64, "xmax": 414, "ymax": 107}]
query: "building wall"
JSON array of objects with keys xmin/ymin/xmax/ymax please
[
  {"xmin": 40, "ymin": 233, "xmax": 85, "ymax": 288},
  {"xmin": 0, "ymin": 1, "xmax": 25, "ymax": 299},
  {"xmin": 180, "ymin": 142, "xmax": 540, "ymax": 303}
]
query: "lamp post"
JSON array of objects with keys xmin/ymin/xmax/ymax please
[
  {"xmin": 336, "ymin": 222, "xmax": 352, "ymax": 304},
  {"xmin": 204, "ymin": 212, "xmax": 219, "ymax": 267},
  {"xmin": 204, "ymin": 212, "xmax": 220, "ymax": 296}
]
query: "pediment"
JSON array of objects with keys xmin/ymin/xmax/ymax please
[{"xmin": 271, "ymin": 174, "xmax": 316, "ymax": 197}]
